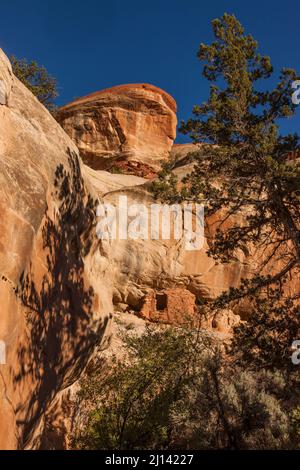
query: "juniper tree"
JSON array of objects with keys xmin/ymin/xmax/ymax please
[
  {"xmin": 11, "ymin": 56, "xmax": 58, "ymax": 112},
  {"xmin": 153, "ymin": 13, "xmax": 300, "ymax": 374}
]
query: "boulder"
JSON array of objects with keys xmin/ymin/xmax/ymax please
[{"xmin": 57, "ymin": 84, "xmax": 177, "ymax": 177}]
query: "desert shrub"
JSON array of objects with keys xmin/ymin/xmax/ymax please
[
  {"xmin": 11, "ymin": 56, "xmax": 58, "ymax": 112},
  {"xmin": 73, "ymin": 325, "xmax": 291, "ymax": 450}
]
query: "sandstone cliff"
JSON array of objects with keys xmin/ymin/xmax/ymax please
[
  {"xmin": 57, "ymin": 84, "xmax": 177, "ymax": 177},
  {"xmin": 55, "ymin": 87, "xmax": 248, "ymax": 330},
  {"xmin": 0, "ymin": 50, "xmax": 111, "ymax": 449},
  {"xmin": 1, "ymin": 50, "xmax": 296, "ymax": 449},
  {"xmin": 86, "ymin": 162, "xmax": 247, "ymax": 331}
]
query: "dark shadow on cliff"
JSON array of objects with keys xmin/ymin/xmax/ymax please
[{"xmin": 14, "ymin": 149, "xmax": 108, "ymax": 448}]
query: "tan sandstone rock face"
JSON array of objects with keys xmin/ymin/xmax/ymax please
[
  {"xmin": 0, "ymin": 50, "xmax": 111, "ymax": 449},
  {"xmin": 3, "ymin": 59, "xmax": 296, "ymax": 448},
  {"xmin": 87, "ymin": 172, "xmax": 251, "ymax": 323},
  {"xmin": 86, "ymin": 164, "xmax": 290, "ymax": 343},
  {"xmin": 57, "ymin": 84, "xmax": 177, "ymax": 177},
  {"xmin": 87, "ymin": 153, "xmax": 294, "ymax": 331}
]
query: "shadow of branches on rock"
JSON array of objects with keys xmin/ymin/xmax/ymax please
[{"xmin": 14, "ymin": 149, "xmax": 108, "ymax": 448}]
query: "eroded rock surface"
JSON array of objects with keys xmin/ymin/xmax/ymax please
[
  {"xmin": 57, "ymin": 84, "xmax": 177, "ymax": 176},
  {"xmin": 1, "ymin": 53, "xmax": 297, "ymax": 450},
  {"xmin": 0, "ymin": 50, "xmax": 111, "ymax": 449},
  {"xmin": 87, "ymin": 171, "xmax": 251, "ymax": 322}
]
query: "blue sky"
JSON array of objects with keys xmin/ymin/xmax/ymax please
[{"xmin": 1, "ymin": 0, "xmax": 299, "ymax": 142}]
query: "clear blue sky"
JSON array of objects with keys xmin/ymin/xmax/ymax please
[{"xmin": 1, "ymin": 0, "xmax": 299, "ymax": 142}]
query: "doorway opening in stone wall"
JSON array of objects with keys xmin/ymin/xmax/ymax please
[{"xmin": 156, "ymin": 293, "xmax": 167, "ymax": 311}]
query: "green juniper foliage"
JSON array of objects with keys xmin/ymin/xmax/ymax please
[
  {"xmin": 153, "ymin": 13, "xmax": 300, "ymax": 372},
  {"xmin": 154, "ymin": 13, "xmax": 300, "ymax": 292},
  {"xmin": 292, "ymin": 406, "xmax": 300, "ymax": 448},
  {"xmin": 11, "ymin": 56, "xmax": 58, "ymax": 112},
  {"xmin": 230, "ymin": 289, "xmax": 300, "ymax": 371},
  {"xmin": 70, "ymin": 14, "xmax": 300, "ymax": 450}
]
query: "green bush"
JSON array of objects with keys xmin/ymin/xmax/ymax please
[
  {"xmin": 73, "ymin": 325, "xmax": 291, "ymax": 450},
  {"xmin": 11, "ymin": 56, "xmax": 58, "ymax": 112}
]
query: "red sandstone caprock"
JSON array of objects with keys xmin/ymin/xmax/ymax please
[{"xmin": 57, "ymin": 83, "xmax": 177, "ymax": 177}]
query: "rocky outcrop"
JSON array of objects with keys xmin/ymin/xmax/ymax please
[
  {"xmin": 0, "ymin": 50, "xmax": 111, "ymax": 449},
  {"xmin": 89, "ymin": 158, "xmax": 298, "ymax": 330},
  {"xmin": 87, "ymin": 169, "xmax": 251, "ymax": 321},
  {"xmin": 2, "ymin": 50, "xmax": 297, "ymax": 449},
  {"xmin": 57, "ymin": 84, "xmax": 177, "ymax": 177}
]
